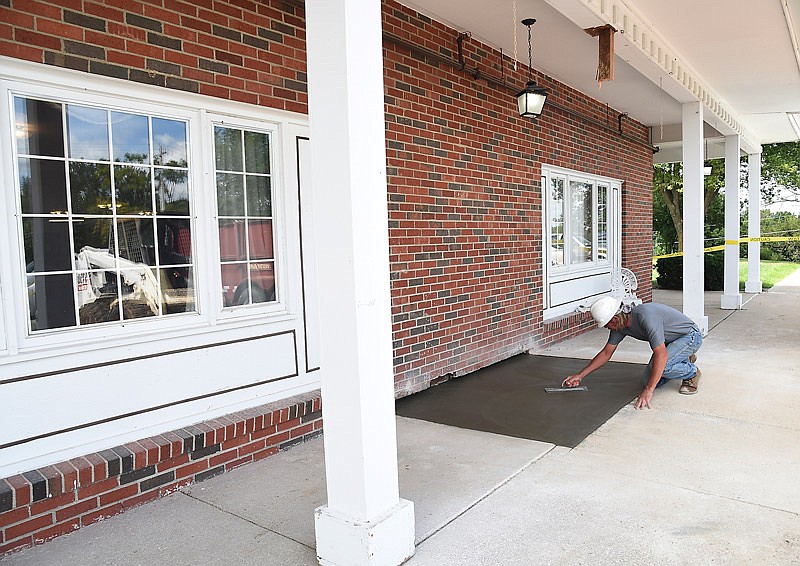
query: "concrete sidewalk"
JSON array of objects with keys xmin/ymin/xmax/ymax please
[{"xmin": 3, "ymin": 279, "xmax": 799, "ymax": 565}]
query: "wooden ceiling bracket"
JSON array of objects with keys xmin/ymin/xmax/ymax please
[{"xmin": 585, "ymin": 24, "xmax": 616, "ymax": 86}]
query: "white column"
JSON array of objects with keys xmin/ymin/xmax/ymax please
[
  {"xmin": 681, "ymin": 103, "xmax": 708, "ymax": 333},
  {"xmin": 745, "ymin": 152, "xmax": 763, "ymax": 293},
  {"xmin": 720, "ymin": 135, "xmax": 743, "ymax": 309},
  {"xmin": 306, "ymin": 2, "xmax": 415, "ymax": 565}
]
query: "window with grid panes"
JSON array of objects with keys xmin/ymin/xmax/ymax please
[{"xmin": 14, "ymin": 96, "xmax": 195, "ymax": 333}]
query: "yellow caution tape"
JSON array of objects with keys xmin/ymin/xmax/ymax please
[
  {"xmin": 653, "ymin": 235, "xmax": 800, "ymax": 261},
  {"xmin": 745, "ymin": 235, "xmax": 800, "ymax": 243}
]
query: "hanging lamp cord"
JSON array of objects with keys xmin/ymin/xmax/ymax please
[{"xmin": 527, "ymin": 24, "xmax": 533, "ymax": 81}]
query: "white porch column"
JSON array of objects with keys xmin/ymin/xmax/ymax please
[
  {"xmin": 306, "ymin": 2, "xmax": 415, "ymax": 566},
  {"xmin": 721, "ymin": 135, "xmax": 743, "ymax": 309},
  {"xmin": 681, "ymin": 103, "xmax": 709, "ymax": 333},
  {"xmin": 745, "ymin": 152, "xmax": 763, "ymax": 293}
]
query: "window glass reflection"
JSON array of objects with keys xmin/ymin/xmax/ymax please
[
  {"xmin": 112, "ymin": 112, "xmax": 150, "ymax": 163},
  {"xmin": 14, "ymin": 96, "xmax": 196, "ymax": 332},
  {"xmin": 216, "ymin": 173, "xmax": 245, "ymax": 216},
  {"xmin": 244, "ymin": 131, "xmax": 270, "ymax": 174},
  {"xmin": 246, "ymin": 175, "xmax": 271, "ymax": 217},
  {"xmin": 78, "ymin": 271, "xmax": 122, "ymax": 326},
  {"xmin": 19, "ymin": 158, "xmax": 68, "ymax": 215},
  {"xmin": 161, "ymin": 267, "xmax": 195, "ymax": 313},
  {"xmin": 248, "ymin": 219, "xmax": 273, "ymax": 260},
  {"xmin": 152, "ymin": 118, "xmax": 187, "ymax": 165},
  {"xmin": 23, "ymin": 218, "xmax": 72, "ymax": 272},
  {"xmin": 569, "ymin": 180, "xmax": 593, "ymax": 264},
  {"xmin": 114, "ymin": 165, "xmax": 153, "ymax": 214},
  {"xmin": 214, "ymin": 125, "xmax": 275, "ymax": 307},
  {"xmin": 73, "ymin": 217, "xmax": 113, "ymax": 252},
  {"xmin": 14, "ymin": 97, "xmax": 65, "ymax": 158},
  {"xmin": 214, "ymin": 126, "xmax": 242, "ymax": 171},
  {"xmin": 598, "ymin": 185, "xmax": 608, "ymax": 261},
  {"xmin": 157, "ymin": 219, "xmax": 192, "ymax": 266},
  {"xmin": 218, "ymin": 219, "xmax": 246, "ymax": 262},
  {"xmin": 67, "ymin": 105, "xmax": 109, "ymax": 160},
  {"xmin": 29, "ymin": 273, "xmax": 76, "ymax": 331},
  {"xmin": 550, "ymin": 178, "xmax": 564, "ymax": 267},
  {"xmin": 114, "ymin": 218, "xmax": 155, "ymax": 265},
  {"xmin": 155, "ymin": 168, "xmax": 189, "ymax": 215},
  {"xmin": 70, "ymin": 162, "xmax": 112, "ymax": 214}
]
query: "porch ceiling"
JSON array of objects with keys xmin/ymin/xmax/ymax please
[{"xmin": 403, "ymin": 0, "xmax": 800, "ymax": 159}]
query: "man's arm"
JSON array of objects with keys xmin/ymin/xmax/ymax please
[
  {"xmin": 634, "ymin": 342, "xmax": 668, "ymax": 409},
  {"xmin": 562, "ymin": 342, "xmax": 617, "ymax": 387}
]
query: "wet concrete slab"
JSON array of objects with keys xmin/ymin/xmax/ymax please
[{"xmin": 396, "ymin": 354, "xmax": 645, "ymax": 448}]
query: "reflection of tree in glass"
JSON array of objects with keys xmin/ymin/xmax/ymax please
[
  {"xmin": 214, "ymin": 126, "xmax": 243, "ymax": 172},
  {"xmin": 69, "ymin": 162, "xmax": 111, "ymax": 214},
  {"xmin": 114, "ymin": 159, "xmax": 151, "ymax": 214},
  {"xmin": 20, "ymin": 172, "xmax": 31, "ymax": 216},
  {"xmin": 246, "ymin": 176, "xmax": 272, "ymax": 217},
  {"xmin": 216, "ymin": 173, "xmax": 244, "ymax": 217},
  {"xmin": 155, "ymin": 146, "xmax": 189, "ymax": 214},
  {"xmin": 244, "ymin": 131, "xmax": 270, "ymax": 174}
]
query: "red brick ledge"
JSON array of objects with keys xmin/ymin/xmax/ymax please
[
  {"xmin": 0, "ymin": 391, "xmax": 323, "ymax": 556},
  {"xmin": 541, "ymin": 310, "xmax": 595, "ymax": 347}
]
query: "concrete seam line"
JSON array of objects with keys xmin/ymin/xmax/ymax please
[
  {"xmin": 180, "ymin": 492, "xmax": 315, "ymax": 550},
  {"xmin": 415, "ymin": 444, "xmax": 559, "ymax": 546}
]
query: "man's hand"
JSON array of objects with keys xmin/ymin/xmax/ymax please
[
  {"xmin": 635, "ymin": 387, "xmax": 653, "ymax": 410},
  {"xmin": 562, "ymin": 374, "xmax": 582, "ymax": 388}
]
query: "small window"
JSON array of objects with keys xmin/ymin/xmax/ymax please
[
  {"xmin": 213, "ymin": 125, "xmax": 277, "ymax": 307},
  {"xmin": 542, "ymin": 166, "xmax": 620, "ymax": 317},
  {"xmin": 14, "ymin": 96, "xmax": 195, "ymax": 333}
]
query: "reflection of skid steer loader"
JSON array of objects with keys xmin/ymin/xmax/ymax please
[{"xmin": 75, "ymin": 246, "xmax": 161, "ymax": 318}]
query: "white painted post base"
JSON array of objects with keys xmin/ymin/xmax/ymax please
[
  {"xmin": 720, "ymin": 293, "xmax": 743, "ymax": 310},
  {"xmin": 315, "ymin": 499, "xmax": 415, "ymax": 566},
  {"xmin": 745, "ymin": 281, "xmax": 763, "ymax": 293}
]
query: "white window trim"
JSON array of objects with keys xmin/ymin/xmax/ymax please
[
  {"xmin": 542, "ymin": 164, "xmax": 622, "ymax": 320},
  {"xmin": 0, "ymin": 57, "xmax": 308, "ymax": 363}
]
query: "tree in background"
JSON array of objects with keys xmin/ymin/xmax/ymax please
[
  {"xmin": 654, "ymin": 140, "xmax": 800, "ymax": 262},
  {"xmin": 653, "ymin": 160, "xmax": 725, "ymax": 253},
  {"xmin": 761, "ymin": 142, "xmax": 800, "ymax": 205}
]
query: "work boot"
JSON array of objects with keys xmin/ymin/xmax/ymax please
[
  {"xmin": 689, "ymin": 354, "xmax": 697, "ymax": 363},
  {"xmin": 679, "ymin": 368, "xmax": 701, "ymax": 395}
]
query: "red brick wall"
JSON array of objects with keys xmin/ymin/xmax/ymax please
[
  {"xmin": 0, "ymin": 394, "xmax": 322, "ymax": 556},
  {"xmin": 382, "ymin": 1, "xmax": 654, "ymax": 395},
  {"xmin": 0, "ymin": 0, "xmax": 308, "ymax": 113}
]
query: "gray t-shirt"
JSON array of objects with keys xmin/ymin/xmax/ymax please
[{"xmin": 608, "ymin": 303, "xmax": 699, "ymax": 349}]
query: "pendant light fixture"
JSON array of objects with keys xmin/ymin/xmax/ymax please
[{"xmin": 516, "ymin": 18, "xmax": 548, "ymax": 118}]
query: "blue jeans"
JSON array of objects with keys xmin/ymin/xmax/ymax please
[{"xmin": 641, "ymin": 328, "xmax": 703, "ymax": 387}]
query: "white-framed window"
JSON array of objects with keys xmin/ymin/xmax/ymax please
[
  {"xmin": 212, "ymin": 123, "xmax": 278, "ymax": 307},
  {"xmin": 13, "ymin": 95, "xmax": 196, "ymax": 333},
  {"xmin": 542, "ymin": 165, "xmax": 621, "ymax": 318},
  {"xmin": 1, "ymin": 68, "xmax": 294, "ymax": 349}
]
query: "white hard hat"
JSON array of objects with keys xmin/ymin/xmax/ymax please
[{"xmin": 590, "ymin": 296, "xmax": 622, "ymax": 328}]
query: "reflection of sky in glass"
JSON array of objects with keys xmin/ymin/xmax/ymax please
[
  {"xmin": 112, "ymin": 112, "xmax": 150, "ymax": 164},
  {"xmin": 153, "ymin": 118, "xmax": 187, "ymax": 165},
  {"xmin": 67, "ymin": 105, "xmax": 109, "ymax": 160},
  {"xmin": 14, "ymin": 97, "xmax": 30, "ymax": 155}
]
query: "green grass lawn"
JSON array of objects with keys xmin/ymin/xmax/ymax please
[
  {"xmin": 739, "ymin": 260, "xmax": 800, "ymax": 289},
  {"xmin": 653, "ymin": 260, "xmax": 800, "ymax": 290}
]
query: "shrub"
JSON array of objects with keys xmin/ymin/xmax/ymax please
[{"xmin": 655, "ymin": 252, "xmax": 724, "ymax": 290}]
